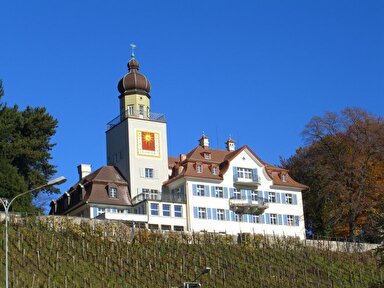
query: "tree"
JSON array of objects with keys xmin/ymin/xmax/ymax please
[
  {"xmin": 282, "ymin": 108, "xmax": 384, "ymax": 242},
  {"xmin": 0, "ymin": 80, "xmax": 58, "ymax": 212}
]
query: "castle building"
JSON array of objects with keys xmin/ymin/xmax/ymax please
[{"xmin": 50, "ymin": 54, "xmax": 307, "ymax": 239}]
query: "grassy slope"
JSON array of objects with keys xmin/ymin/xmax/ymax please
[{"xmin": 0, "ymin": 217, "xmax": 382, "ymax": 288}]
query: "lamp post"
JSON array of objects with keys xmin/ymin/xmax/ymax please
[
  {"xmin": 0, "ymin": 176, "xmax": 66, "ymax": 288},
  {"xmin": 180, "ymin": 267, "xmax": 211, "ymax": 288}
]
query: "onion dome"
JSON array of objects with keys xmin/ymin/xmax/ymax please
[{"xmin": 118, "ymin": 58, "xmax": 151, "ymax": 97}]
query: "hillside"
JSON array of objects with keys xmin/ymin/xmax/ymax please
[{"xmin": 0, "ymin": 216, "xmax": 382, "ymax": 287}]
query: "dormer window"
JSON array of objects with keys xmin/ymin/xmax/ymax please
[
  {"xmin": 204, "ymin": 152, "xmax": 211, "ymax": 159},
  {"xmin": 108, "ymin": 186, "xmax": 118, "ymax": 198},
  {"xmin": 212, "ymin": 167, "xmax": 217, "ymax": 175},
  {"xmin": 197, "ymin": 164, "xmax": 203, "ymax": 173},
  {"xmin": 282, "ymin": 174, "xmax": 287, "ymax": 182}
]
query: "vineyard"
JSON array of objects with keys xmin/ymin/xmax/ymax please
[{"xmin": 0, "ymin": 216, "xmax": 382, "ymax": 287}]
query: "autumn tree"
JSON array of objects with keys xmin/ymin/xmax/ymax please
[
  {"xmin": 0, "ymin": 80, "xmax": 58, "ymax": 212},
  {"xmin": 282, "ymin": 107, "xmax": 384, "ymax": 242}
]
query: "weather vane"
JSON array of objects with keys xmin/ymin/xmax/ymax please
[{"xmin": 130, "ymin": 43, "xmax": 136, "ymax": 59}]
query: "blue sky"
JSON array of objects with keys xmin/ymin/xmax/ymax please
[{"xmin": 1, "ymin": 1, "xmax": 383, "ymax": 207}]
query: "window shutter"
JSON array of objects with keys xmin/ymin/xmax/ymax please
[
  {"xmin": 225, "ymin": 210, "xmax": 230, "ymax": 221},
  {"xmin": 264, "ymin": 191, "xmax": 269, "ymax": 201},
  {"xmin": 242, "ymin": 214, "xmax": 247, "ymax": 222},
  {"xmin": 293, "ymin": 194, "xmax": 298, "ymax": 205},
  {"xmin": 283, "ymin": 215, "xmax": 288, "ymax": 225},
  {"xmin": 212, "ymin": 208, "xmax": 217, "ymax": 220},
  {"xmin": 258, "ymin": 191, "xmax": 263, "ymax": 206},
  {"xmin": 276, "ymin": 193, "xmax": 281, "ymax": 204},
  {"xmin": 92, "ymin": 207, "xmax": 98, "ymax": 218},
  {"xmin": 265, "ymin": 213, "xmax": 270, "ymax": 224},
  {"xmin": 247, "ymin": 190, "xmax": 252, "ymax": 203},
  {"xmin": 224, "ymin": 187, "xmax": 228, "ymax": 199},
  {"xmin": 192, "ymin": 184, "xmax": 197, "ymax": 196},
  {"xmin": 229, "ymin": 188, "xmax": 234, "ymax": 198},
  {"xmin": 205, "ymin": 185, "xmax": 210, "ymax": 197},
  {"xmin": 211, "ymin": 186, "xmax": 215, "ymax": 197},
  {"xmin": 231, "ymin": 211, "xmax": 235, "ymax": 221},
  {"xmin": 248, "ymin": 214, "xmax": 252, "ymax": 223},
  {"xmin": 193, "ymin": 207, "xmax": 198, "ymax": 218},
  {"xmin": 278, "ymin": 214, "xmax": 283, "ymax": 225},
  {"xmin": 241, "ymin": 189, "xmax": 246, "ymax": 199},
  {"xmin": 295, "ymin": 216, "xmax": 300, "ymax": 226},
  {"xmin": 207, "ymin": 208, "xmax": 212, "ymax": 219},
  {"xmin": 140, "ymin": 168, "xmax": 144, "ymax": 178},
  {"xmin": 260, "ymin": 214, "xmax": 265, "ymax": 224},
  {"xmin": 282, "ymin": 193, "xmax": 286, "ymax": 204},
  {"xmin": 252, "ymin": 168, "xmax": 258, "ymax": 181},
  {"xmin": 233, "ymin": 166, "xmax": 238, "ymax": 182}
]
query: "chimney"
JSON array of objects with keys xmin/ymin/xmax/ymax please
[
  {"xmin": 198, "ymin": 134, "xmax": 209, "ymax": 148},
  {"xmin": 180, "ymin": 154, "xmax": 187, "ymax": 162},
  {"xmin": 225, "ymin": 137, "xmax": 236, "ymax": 151},
  {"xmin": 77, "ymin": 164, "xmax": 92, "ymax": 180}
]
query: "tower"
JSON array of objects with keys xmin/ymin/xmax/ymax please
[{"xmin": 106, "ymin": 53, "xmax": 169, "ymax": 200}]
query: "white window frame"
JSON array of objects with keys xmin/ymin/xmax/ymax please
[
  {"xmin": 282, "ymin": 174, "xmax": 287, "ymax": 182},
  {"xmin": 162, "ymin": 204, "xmax": 171, "ymax": 216},
  {"xmin": 234, "ymin": 188, "xmax": 241, "ymax": 199},
  {"xmin": 270, "ymin": 213, "xmax": 277, "ymax": 225},
  {"xmin": 197, "ymin": 164, "xmax": 203, "ymax": 173},
  {"xmin": 237, "ymin": 167, "xmax": 252, "ymax": 179},
  {"xmin": 174, "ymin": 205, "xmax": 182, "ymax": 217},
  {"xmin": 197, "ymin": 185, "xmax": 205, "ymax": 196},
  {"xmin": 269, "ymin": 192, "xmax": 276, "ymax": 203},
  {"xmin": 285, "ymin": 193, "xmax": 293, "ymax": 204},
  {"xmin": 251, "ymin": 190, "xmax": 258, "ymax": 201},
  {"xmin": 215, "ymin": 186, "xmax": 223, "ymax": 198},
  {"xmin": 212, "ymin": 167, "xmax": 217, "ymax": 175},
  {"xmin": 287, "ymin": 215, "xmax": 294, "ymax": 226},
  {"xmin": 252, "ymin": 215, "xmax": 260, "ymax": 223},
  {"xmin": 217, "ymin": 209, "xmax": 225, "ymax": 221},
  {"xmin": 145, "ymin": 168, "xmax": 154, "ymax": 178},
  {"xmin": 127, "ymin": 105, "xmax": 134, "ymax": 115},
  {"xmin": 198, "ymin": 207, "xmax": 206, "ymax": 219},
  {"xmin": 150, "ymin": 203, "xmax": 159, "ymax": 216},
  {"xmin": 96, "ymin": 208, "xmax": 105, "ymax": 216},
  {"xmin": 139, "ymin": 105, "xmax": 144, "ymax": 116}
]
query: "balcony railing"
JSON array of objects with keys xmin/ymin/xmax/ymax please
[
  {"xmin": 233, "ymin": 176, "xmax": 261, "ymax": 188},
  {"xmin": 107, "ymin": 109, "xmax": 166, "ymax": 130},
  {"xmin": 229, "ymin": 196, "xmax": 269, "ymax": 215},
  {"xmin": 132, "ymin": 192, "xmax": 162, "ymax": 204}
]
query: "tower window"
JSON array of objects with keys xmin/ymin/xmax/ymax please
[
  {"xmin": 127, "ymin": 105, "xmax": 134, "ymax": 115},
  {"xmin": 139, "ymin": 105, "xmax": 144, "ymax": 116}
]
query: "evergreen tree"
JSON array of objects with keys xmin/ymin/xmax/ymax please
[{"xmin": 0, "ymin": 80, "xmax": 58, "ymax": 212}]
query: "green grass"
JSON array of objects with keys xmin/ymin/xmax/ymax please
[{"xmin": 0, "ymin": 216, "xmax": 382, "ymax": 287}]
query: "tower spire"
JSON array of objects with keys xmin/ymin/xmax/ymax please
[{"xmin": 130, "ymin": 43, "xmax": 136, "ymax": 59}]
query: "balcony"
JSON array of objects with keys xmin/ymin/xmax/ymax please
[
  {"xmin": 233, "ymin": 176, "xmax": 261, "ymax": 188},
  {"xmin": 132, "ymin": 191, "xmax": 162, "ymax": 205},
  {"xmin": 107, "ymin": 109, "xmax": 166, "ymax": 130},
  {"xmin": 229, "ymin": 196, "xmax": 269, "ymax": 215}
]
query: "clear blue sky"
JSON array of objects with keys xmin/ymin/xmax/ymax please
[{"xmin": 1, "ymin": 1, "xmax": 383, "ymax": 207}]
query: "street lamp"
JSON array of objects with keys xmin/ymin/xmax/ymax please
[
  {"xmin": 180, "ymin": 267, "xmax": 211, "ymax": 288},
  {"xmin": 0, "ymin": 176, "xmax": 66, "ymax": 288}
]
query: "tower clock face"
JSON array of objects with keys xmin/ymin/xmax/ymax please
[{"xmin": 136, "ymin": 130, "xmax": 161, "ymax": 158}]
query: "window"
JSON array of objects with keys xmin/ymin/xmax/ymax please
[
  {"xmin": 174, "ymin": 226, "xmax": 184, "ymax": 231},
  {"xmin": 235, "ymin": 213, "xmax": 242, "ymax": 222},
  {"xmin": 197, "ymin": 185, "xmax": 205, "ymax": 196},
  {"xmin": 161, "ymin": 225, "xmax": 171, "ymax": 231},
  {"xmin": 285, "ymin": 193, "xmax": 293, "ymax": 204},
  {"xmin": 212, "ymin": 167, "xmax": 217, "ymax": 175},
  {"xmin": 162, "ymin": 204, "xmax": 171, "ymax": 216},
  {"xmin": 234, "ymin": 189, "xmax": 241, "ymax": 199},
  {"xmin": 252, "ymin": 215, "xmax": 260, "ymax": 223},
  {"xmin": 215, "ymin": 186, "xmax": 223, "ymax": 198},
  {"xmin": 204, "ymin": 153, "xmax": 211, "ymax": 159},
  {"xmin": 198, "ymin": 207, "xmax": 206, "ymax": 219},
  {"xmin": 269, "ymin": 192, "xmax": 276, "ymax": 203},
  {"xmin": 145, "ymin": 168, "xmax": 154, "ymax": 178},
  {"xmin": 251, "ymin": 190, "xmax": 258, "ymax": 201},
  {"xmin": 174, "ymin": 205, "xmax": 183, "ymax": 217},
  {"xmin": 270, "ymin": 213, "xmax": 277, "ymax": 225},
  {"xmin": 139, "ymin": 105, "xmax": 144, "ymax": 116},
  {"xmin": 282, "ymin": 174, "xmax": 287, "ymax": 182},
  {"xmin": 109, "ymin": 187, "xmax": 117, "ymax": 198},
  {"xmin": 96, "ymin": 208, "xmax": 105, "ymax": 216},
  {"xmin": 217, "ymin": 209, "xmax": 225, "ymax": 221},
  {"xmin": 287, "ymin": 215, "xmax": 294, "ymax": 226},
  {"xmin": 127, "ymin": 105, "xmax": 134, "ymax": 115},
  {"xmin": 197, "ymin": 164, "xmax": 203, "ymax": 173},
  {"xmin": 148, "ymin": 224, "xmax": 158, "ymax": 230},
  {"xmin": 150, "ymin": 203, "xmax": 159, "ymax": 216},
  {"xmin": 237, "ymin": 167, "xmax": 253, "ymax": 179}
]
